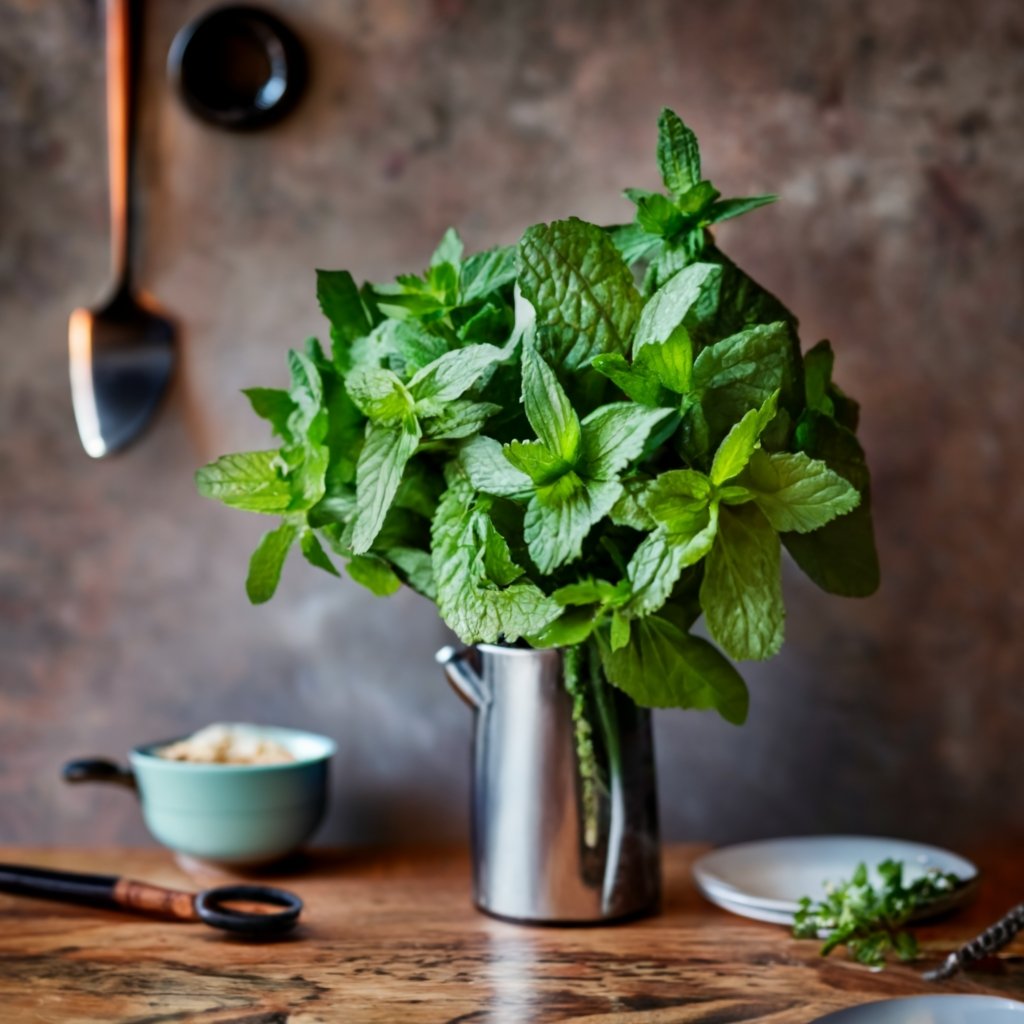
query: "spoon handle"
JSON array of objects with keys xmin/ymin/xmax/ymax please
[
  {"xmin": 923, "ymin": 900, "xmax": 1024, "ymax": 980},
  {"xmin": 104, "ymin": 0, "xmax": 141, "ymax": 292}
]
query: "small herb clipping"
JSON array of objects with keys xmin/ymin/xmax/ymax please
[
  {"xmin": 792, "ymin": 860, "xmax": 963, "ymax": 969},
  {"xmin": 197, "ymin": 108, "xmax": 880, "ymax": 721}
]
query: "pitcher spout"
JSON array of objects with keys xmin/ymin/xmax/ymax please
[{"xmin": 435, "ymin": 646, "xmax": 488, "ymax": 709}]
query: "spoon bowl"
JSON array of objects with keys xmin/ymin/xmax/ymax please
[{"xmin": 69, "ymin": 289, "xmax": 175, "ymax": 458}]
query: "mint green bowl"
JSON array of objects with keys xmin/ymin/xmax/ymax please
[{"xmin": 65, "ymin": 725, "xmax": 336, "ymax": 865}]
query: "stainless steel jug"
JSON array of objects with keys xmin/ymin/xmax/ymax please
[{"xmin": 436, "ymin": 643, "xmax": 660, "ymax": 924}]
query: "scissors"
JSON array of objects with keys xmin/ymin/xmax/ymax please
[{"xmin": 0, "ymin": 862, "xmax": 302, "ymax": 937}]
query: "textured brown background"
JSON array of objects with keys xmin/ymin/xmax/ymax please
[{"xmin": 1, "ymin": 0, "xmax": 1021, "ymax": 850}]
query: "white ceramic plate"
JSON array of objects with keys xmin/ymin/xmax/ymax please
[
  {"xmin": 811, "ymin": 996, "xmax": 1024, "ymax": 1024},
  {"xmin": 693, "ymin": 836, "xmax": 978, "ymax": 923},
  {"xmin": 699, "ymin": 890, "xmax": 796, "ymax": 926}
]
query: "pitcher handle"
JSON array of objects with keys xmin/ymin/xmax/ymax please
[{"xmin": 435, "ymin": 646, "xmax": 488, "ymax": 709}]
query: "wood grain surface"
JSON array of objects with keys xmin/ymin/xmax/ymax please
[{"xmin": 0, "ymin": 845, "xmax": 1020, "ymax": 1023}]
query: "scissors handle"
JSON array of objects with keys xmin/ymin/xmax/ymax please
[
  {"xmin": 119, "ymin": 880, "xmax": 302, "ymax": 935},
  {"xmin": 195, "ymin": 884, "xmax": 303, "ymax": 935},
  {"xmin": 113, "ymin": 877, "xmax": 200, "ymax": 921},
  {"xmin": 0, "ymin": 863, "xmax": 302, "ymax": 936}
]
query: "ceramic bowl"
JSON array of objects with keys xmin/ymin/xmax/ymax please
[{"xmin": 64, "ymin": 724, "xmax": 336, "ymax": 865}]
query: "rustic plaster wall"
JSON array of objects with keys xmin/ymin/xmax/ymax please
[{"xmin": 1, "ymin": 0, "xmax": 1021, "ymax": 850}]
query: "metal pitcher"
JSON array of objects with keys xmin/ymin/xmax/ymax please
[{"xmin": 436, "ymin": 643, "xmax": 660, "ymax": 924}]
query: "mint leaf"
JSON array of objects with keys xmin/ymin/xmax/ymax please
[
  {"xmin": 480, "ymin": 516, "xmax": 524, "ymax": 587},
  {"xmin": 633, "ymin": 192, "xmax": 685, "ymax": 238},
  {"xmin": 704, "ymin": 195, "xmax": 777, "ymax": 225},
  {"xmin": 642, "ymin": 230, "xmax": 708, "ymax": 295},
  {"xmin": 385, "ymin": 546, "xmax": 435, "ymax": 599},
  {"xmin": 553, "ymin": 579, "xmax": 625, "ymax": 606},
  {"xmin": 308, "ymin": 491, "xmax": 356, "ymax": 529},
  {"xmin": 503, "ymin": 439, "xmax": 570, "ymax": 485},
  {"xmin": 460, "ymin": 245, "xmax": 517, "ymax": 303},
  {"xmin": 459, "ymin": 436, "xmax": 532, "ymax": 498},
  {"xmin": 243, "ymin": 388, "xmax": 295, "ymax": 440},
  {"xmin": 316, "ymin": 270, "xmax": 371, "ymax": 367},
  {"xmin": 792, "ymin": 858, "xmax": 962, "ymax": 968},
  {"xmin": 518, "ymin": 218, "xmax": 642, "ymax": 370},
  {"xmin": 635, "ymin": 338, "xmax": 692, "ymax": 397},
  {"xmin": 718, "ymin": 485, "xmax": 753, "ymax": 505},
  {"xmin": 387, "ymin": 321, "xmax": 448, "ymax": 378},
  {"xmin": 801, "ymin": 340, "xmax": 860, "ymax": 430},
  {"xmin": 373, "ymin": 258, "xmax": 456, "ymax": 320},
  {"xmin": 409, "ymin": 342, "xmax": 511, "ymax": 413},
  {"xmin": 346, "ymin": 553, "xmax": 402, "ymax": 596},
  {"xmin": 457, "ymin": 301, "xmax": 512, "ymax": 345},
  {"xmin": 390, "ymin": 461, "xmax": 442, "ymax": 519},
  {"xmin": 422, "ymin": 400, "xmax": 500, "ymax": 440},
  {"xmin": 246, "ymin": 522, "xmax": 298, "ymax": 604},
  {"xmin": 281, "ymin": 442, "xmax": 329, "ymax": 512},
  {"xmin": 803, "ymin": 340, "xmax": 835, "ymax": 416},
  {"xmin": 349, "ymin": 320, "xmax": 401, "ymax": 372},
  {"xmin": 609, "ymin": 477, "xmax": 656, "ymax": 530},
  {"xmin": 783, "ymin": 412, "xmax": 880, "ymax": 597},
  {"xmin": 591, "ymin": 352, "xmax": 664, "ymax": 406},
  {"xmin": 579, "ymin": 403, "xmax": 671, "ymax": 480},
  {"xmin": 701, "ymin": 503, "xmax": 783, "ymax": 661},
  {"xmin": 521, "ymin": 345, "xmax": 581, "ymax": 462},
  {"xmin": 610, "ymin": 612, "xmax": 631, "ymax": 651},
  {"xmin": 626, "ymin": 503, "xmax": 718, "ymax": 617},
  {"xmin": 524, "ymin": 474, "xmax": 620, "ymax": 573},
  {"xmin": 430, "ymin": 227, "xmax": 464, "ymax": 268},
  {"xmin": 643, "ymin": 469, "xmax": 714, "ymax": 529},
  {"xmin": 351, "ymin": 421, "xmax": 422, "ymax": 554},
  {"xmin": 709, "ymin": 390, "xmax": 779, "ymax": 486},
  {"xmin": 693, "ymin": 322, "xmax": 795, "ymax": 437},
  {"xmin": 321, "ymin": 372, "xmax": 364, "ymax": 490},
  {"xmin": 300, "ymin": 529, "xmax": 339, "ymax": 577},
  {"xmin": 656, "ymin": 108, "xmax": 701, "ymax": 197},
  {"xmin": 530, "ymin": 607, "xmax": 597, "ymax": 648},
  {"xmin": 743, "ymin": 449, "xmax": 860, "ymax": 534},
  {"xmin": 678, "ymin": 393, "xmax": 712, "ymax": 462},
  {"xmin": 599, "ymin": 614, "xmax": 748, "ymax": 724},
  {"xmin": 287, "ymin": 349, "xmax": 324, "ymax": 436},
  {"xmin": 431, "ymin": 473, "xmax": 559, "ymax": 643},
  {"xmin": 195, "ymin": 451, "xmax": 293, "ymax": 514},
  {"xmin": 697, "ymin": 246, "xmax": 798, "ymax": 344},
  {"xmin": 631, "ymin": 262, "xmax": 722, "ymax": 391},
  {"xmin": 623, "ymin": 187, "xmax": 660, "ymax": 205},
  {"xmin": 345, "ymin": 367, "xmax": 414, "ymax": 424},
  {"xmin": 785, "ymin": 507, "xmax": 880, "ymax": 598},
  {"xmin": 677, "ymin": 180, "xmax": 720, "ymax": 215},
  {"xmin": 608, "ymin": 223, "xmax": 662, "ymax": 265},
  {"xmin": 634, "ymin": 262, "xmax": 720, "ymax": 357}
]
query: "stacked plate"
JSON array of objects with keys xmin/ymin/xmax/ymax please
[
  {"xmin": 692, "ymin": 835, "xmax": 979, "ymax": 926},
  {"xmin": 812, "ymin": 996, "xmax": 1024, "ymax": 1023}
]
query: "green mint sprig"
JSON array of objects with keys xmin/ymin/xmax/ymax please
[
  {"xmin": 195, "ymin": 107, "xmax": 880, "ymax": 720},
  {"xmin": 793, "ymin": 860, "xmax": 963, "ymax": 969}
]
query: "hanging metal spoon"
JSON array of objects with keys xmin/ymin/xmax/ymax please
[{"xmin": 69, "ymin": 0, "xmax": 174, "ymax": 459}]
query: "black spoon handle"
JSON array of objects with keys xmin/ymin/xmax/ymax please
[{"xmin": 104, "ymin": 0, "xmax": 142, "ymax": 292}]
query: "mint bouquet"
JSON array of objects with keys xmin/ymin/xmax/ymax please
[{"xmin": 197, "ymin": 109, "xmax": 878, "ymax": 724}]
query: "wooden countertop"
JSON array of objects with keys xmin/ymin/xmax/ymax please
[{"xmin": 0, "ymin": 844, "xmax": 1020, "ymax": 1023}]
